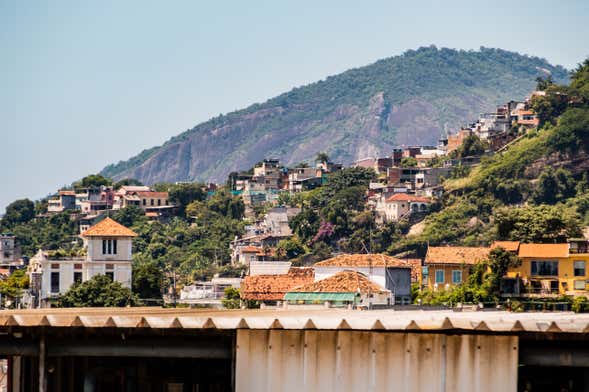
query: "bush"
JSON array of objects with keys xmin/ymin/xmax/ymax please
[{"xmin": 572, "ymin": 296, "xmax": 588, "ymax": 313}]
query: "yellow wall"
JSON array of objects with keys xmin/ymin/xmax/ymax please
[
  {"xmin": 425, "ymin": 264, "xmax": 471, "ymax": 290},
  {"xmin": 507, "ymin": 254, "xmax": 589, "ymax": 295}
]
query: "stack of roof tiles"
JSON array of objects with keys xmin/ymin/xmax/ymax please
[
  {"xmin": 290, "ymin": 270, "xmax": 388, "ymax": 294},
  {"xmin": 241, "ymin": 268, "xmax": 314, "ymax": 301}
]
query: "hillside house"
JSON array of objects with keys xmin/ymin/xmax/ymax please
[
  {"xmin": 47, "ymin": 191, "xmax": 76, "ymax": 213},
  {"xmin": 375, "ymin": 193, "xmax": 432, "ymax": 222},
  {"xmin": 0, "ymin": 234, "xmax": 21, "ymax": 268},
  {"xmin": 284, "ymin": 270, "xmax": 391, "ymax": 307},
  {"xmin": 504, "ymin": 241, "xmax": 589, "ymax": 297},
  {"xmin": 424, "ymin": 246, "xmax": 490, "ymax": 290},
  {"xmin": 28, "ymin": 217, "xmax": 136, "ymax": 307},
  {"xmin": 313, "ymin": 254, "xmax": 413, "ymax": 304},
  {"xmin": 353, "ymin": 157, "xmax": 393, "ymax": 175}
]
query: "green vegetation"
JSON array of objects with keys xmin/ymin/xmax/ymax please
[
  {"xmin": 418, "ymin": 247, "xmax": 521, "ymax": 305},
  {"xmin": 58, "ymin": 275, "xmax": 138, "ymax": 307},
  {"xmin": 396, "ymin": 57, "xmax": 589, "ymax": 257}
]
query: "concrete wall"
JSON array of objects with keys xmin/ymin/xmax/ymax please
[
  {"xmin": 87, "ymin": 238, "xmax": 132, "ymax": 261},
  {"xmin": 236, "ymin": 330, "xmax": 518, "ymax": 392}
]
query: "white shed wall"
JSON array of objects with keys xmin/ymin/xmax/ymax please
[{"xmin": 236, "ymin": 330, "xmax": 518, "ymax": 392}]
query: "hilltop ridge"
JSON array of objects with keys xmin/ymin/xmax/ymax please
[{"xmin": 101, "ymin": 46, "xmax": 568, "ymax": 185}]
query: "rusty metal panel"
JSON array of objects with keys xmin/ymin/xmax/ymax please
[{"xmin": 236, "ymin": 330, "xmax": 518, "ymax": 392}]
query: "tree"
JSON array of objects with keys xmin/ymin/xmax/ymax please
[
  {"xmin": 487, "ymin": 247, "xmax": 521, "ymax": 294},
  {"xmin": 132, "ymin": 259, "xmax": 164, "ymax": 300},
  {"xmin": 400, "ymin": 157, "xmax": 418, "ymax": 167},
  {"xmin": 546, "ymin": 108, "xmax": 589, "ymax": 155},
  {"xmin": 0, "ymin": 270, "xmax": 29, "ymax": 300},
  {"xmin": 535, "ymin": 75, "xmax": 554, "ymax": 91},
  {"xmin": 114, "ymin": 178, "xmax": 143, "ymax": 189},
  {"xmin": 168, "ymin": 183, "xmax": 207, "ymax": 217},
  {"xmin": 222, "ymin": 287, "xmax": 241, "ymax": 309},
  {"xmin": 495, "ymin": 205, "xmax": 581, "ymax": 243},
  {"xmin": 2, "ymin": 199, "xmax": 35, "ymax": 227},
  {"xmin": 457, "ymin": 135, "xmax": 487, "ymax": 157},
  {"xmin": 315, "ymin": 152, "xmax": 330, "ymax": 164},
  {"xmin": 277, "ymin": 237, "xmax": 306, "ymax": 259},
  {"xmin": 58, "ymin": 275, "xmax": 138, "ymax": 307},
  {"xmin": 111, "ymin": 205, "xmax": 147, "ymax": 228},
  {"xmin": 77, "ymin": 174, "xmax": 112, "ymax": 188},
  {"xmin": 532, "ymin": 167, "xmax": 576, "ymax": 205}
]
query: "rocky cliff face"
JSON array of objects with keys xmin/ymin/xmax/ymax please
[{"xmin": 101, "ymin": 47, "xmax": 568, "ymax": 184}]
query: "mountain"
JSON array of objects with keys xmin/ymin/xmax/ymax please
[{"xmin": 101, "ymin": 46, "xmax": 568, "ymax": 184}]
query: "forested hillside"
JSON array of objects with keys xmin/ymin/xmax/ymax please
[
  {"xmin": 388, "ymin": 59, "xmax": 589, "ymax": 257},
  {"xmin": 102, "ymin": 46, "xmax": 568, "ymax": 185}
]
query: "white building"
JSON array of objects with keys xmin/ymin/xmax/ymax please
[
  {"xmin": 0, "ymin": 234, "xmax": 20, "ymax": 267},
  {"xmin": 29, "ymin": 217, "xmax": 137, "ymax": 306}
]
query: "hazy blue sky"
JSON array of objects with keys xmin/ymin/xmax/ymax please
[{"xmin": 1, "ymin": 0, "xmax": 588, "ymax": 212}]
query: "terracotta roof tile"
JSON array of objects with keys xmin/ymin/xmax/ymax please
[
  {"xmin": 81, "ymin": 217, "xmax": 138, "ymax": 238},
  {"xmin": 491, "ymin": 241, "xmax": 520, "ymax": 252},
  {"xmin": 241, "ymin": 246, "xmax": 262, "ymax": 253},
  {"xmin": 135, "ymin": 191, "xmax": 169, "ymax": 198},
  {"xmin": 385, "ymin": 193, "xmax": 432, "ymax": 203},
  {"xmin": 518, "ymin": 243, "xmax": 569, "ymax": 258},
  {"xmin": 241, "ymin": 267, "xmax": 314, "ymax": 301},
  {"xmin": 289, "ymin": 270, "xmax": 389, "ymax": 294},
  {"xmin": 314, "ymin": 254, "xmax": 410, "ymax": 268},
  {"xmin": 425, "ymin": 246, "xmax": 490, "ymax": 265}
]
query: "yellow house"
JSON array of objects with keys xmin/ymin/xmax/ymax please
[
  {"xmin": 424, "ymin": 246, "xmax": 490, "ymax": 290},
  {"xmin": 506, "ymin": 241, "xmax": 589, "ymax": 296}
]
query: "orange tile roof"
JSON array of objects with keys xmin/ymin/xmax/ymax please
[
  {"xmin": 81, "ymin": 217, "xmax": 138, "ymax": 238},
  {"xmin": 385, "ymin": 193, "xmax": 432, "ymax": 203},
  {"xmin": 491, "ymin": 241, "xmax": 520, "ymax": 252},
  {"xmin": 241, "ymin": 268, "xmax": 314, "ymax": 301},
  {"xmin": 289, "ymin": 270, "xmax": 389, "ymax": 294},
  {"xmin": 135, "ymin": 191, "xmax": 169, "ymax": 198},
  {"xmin": 314, "ymin": 254, "xmax": 410, "ymax": 268},
  {"xmin": 241, "ymin": 246, "xmax": 263, "ymax": 253},
  {"xmin": 59, "ymin": 190, "xmax": 76, "ymax": 196},
  {"xmin": 425, "ymin": 246, "xmax": 490, "ymax": 265},
  {"xmin": 518, "ymin": 243, "xmax": 569, "ymax": 258}
]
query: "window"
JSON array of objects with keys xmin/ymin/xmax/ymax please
[
  {"xmin": 73, "ymin": 272, "xmax": 82, "ymax": 283},
  {"xmin": 50, "ymin": 272, "xmax": 60, "ymax": 293},
  {"xmin": 51, "ymin": 263, "xmax": 60, "ymax": 269},
  {"xmin": 74, "ymin": 264, "xmax": 82, "ymax": 270},
  {"xmin": 151, "ymin": 199, "xmax": 154, "ymax": 206},
  {"xmin": 531, "ymin": 260, "xmax": 559, "ymax": 276},
  {"xmin": 574, "ymin": 261, "xmax": 586, "ymax": 277},
  {"xmin": 102, "ymin": 240, "xmax": 117, "ymax": 255},
  {"xmin": 158, "ymin": 199, "xmax": 161, "ymax": 206},
  {"xmin": 142, "ymin": 199, "xmax": 146, "ymax": 206},
  {"xmin": 435, "ymin": 270, "xmax": 445, "ymax": 284},
  {"xmin": 105, "ymin": 271, "xmax": 114, "ymax": 281},
  {"xmin": 574, "ymin": 280, "xmax": 586, "ymax": 290},
  {"xmin": 452, "ymin": 270, "xmax": 462, "ymax": 284}
]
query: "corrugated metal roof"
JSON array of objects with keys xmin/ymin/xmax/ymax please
[{"xmin": 1, "ymin": 308, "xmax": 589, "ymax": 334}]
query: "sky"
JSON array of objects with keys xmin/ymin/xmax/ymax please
[{"xmin": 1, "ymin": 0, "xmax": 588, "ymax": 213}]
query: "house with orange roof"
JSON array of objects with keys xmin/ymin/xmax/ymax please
[
  {"xmin": 284, "ymin": 270, "xmax": 391, "ymax": 307},
  {"xmin": 504, "ymin": 241, "xmax": 589, "ymax": 296},
  {"xmin": 424, "ymin": 246, "xmax": 490, "ymax": 290},
  {"xmin": 375, "ymin": 192, "xmax": 433, "ymax": 222},
  {"xmin": 313, "ymin": 254, "xmax": 412, "ymax": 304},
  {"xmin": 28, "ymin": 217, "xmax": 137, "ymax": 307},
  {"xmin": 240, "ymin": 267, "xmax": 314, "ymax": 305}
]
